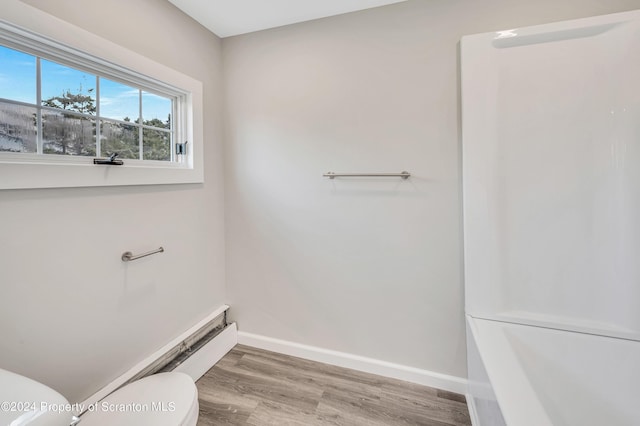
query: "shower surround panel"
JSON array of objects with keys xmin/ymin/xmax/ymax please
[{"xmin": 462, "ymin": 9, "xmax": 640, "ymax": 426}]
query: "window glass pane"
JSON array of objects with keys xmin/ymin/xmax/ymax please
[
  {"xmin": 101, "ymin": 120, "xmax": 139, "ymax": 159},
  {"xmin": 43, "ymin": 111, "xmax": 95, "ymax": 156},
  {"xmin": 0, "ymin": 40, "xmax": 183, "ymax": 166},
  {"xmin": 41, "ymin": 59, "xmax": 96, "ymax": 115},
  {"xmin": 0, "ymin": 45, "xmax": 36, "ymax": 104},
  {"xmin": 100, "ymin": 78, "xmax": 139, "ymax": 122},
  {"xmin": 143, "ymin": 128, "xmax": 170, "ymax": 161},
  {"xmin": 0, "ymin": 101, "xmax": 37, "ymax": 153},
  {"xmin": 142, "ymin": 91, "xmax": 171, "ymax": 129}
]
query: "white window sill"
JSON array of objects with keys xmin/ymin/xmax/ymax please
[{"xmin": 0, "ymin": 159, "xmax": 202, "ymax": 190}]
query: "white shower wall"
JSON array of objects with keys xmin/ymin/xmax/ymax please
[
  {"xmin": 223, "ymin": 0, "xmax": 640, "ymax": 381},
  {"xmin": 463, "ymin": 9, "xmax": 640, "ymax": 340}
]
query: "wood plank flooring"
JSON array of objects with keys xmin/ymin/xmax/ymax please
[{"xmin": 196, "ymin": 345, "xmax": 471, "ymax": 426}]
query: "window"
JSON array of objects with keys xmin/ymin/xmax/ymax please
[
  {"xmin": 0, "ymin": 15, "xmax": 203, "ymax": 189},
  {"xmin": 1, "ymin": 46, "xmax": 175, "ymax": 161}
]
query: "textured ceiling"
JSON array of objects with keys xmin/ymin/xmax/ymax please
[{"xmin": 167, "ymin": 0, "xmax": 408, "ymax": 38}]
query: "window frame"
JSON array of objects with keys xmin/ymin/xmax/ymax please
[{"xmin": 0, "ymin": 15, "xmax": 204, "ymax": 189}]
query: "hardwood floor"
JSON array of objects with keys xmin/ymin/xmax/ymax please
[{"xmin": 196, "ymin": 345, "xmax": 471, "ymax": 426}]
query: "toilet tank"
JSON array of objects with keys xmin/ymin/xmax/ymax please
[{"xmin": 0, "ymin": 368, "xmax": 75, "ymax": 426}]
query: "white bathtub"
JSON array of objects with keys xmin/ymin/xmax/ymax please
[{"xmin": 466, "ymin": 315, "xmax": 640, "ymax": 426}]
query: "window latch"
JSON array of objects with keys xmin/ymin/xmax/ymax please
[
  {"xmin": 93, "ymin": 152, "xmax": 124, "ymax": 165},
  {"xmin": 176, "ymin": 141, "xmax": 188, "ymax": 156}
]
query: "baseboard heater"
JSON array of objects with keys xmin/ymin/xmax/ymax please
[
  {"xmin": 123, "ymin": 308, "xmax": 232, "ymax": 387},
  {"xmin": 78, "ymin": 305, "xmax": 236, "ymax": 416}
]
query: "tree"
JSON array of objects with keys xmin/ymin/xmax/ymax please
[
  {"xmin": 100, "ymin": 120, "xmax": 138, "ymax": 159},
  {"xmin": 142, "ymin": 115, "xmax": 171, "ymax": 161},
  {"xmin": 100, "ymin": 114, "xmax": 172, "ymax": 161},
  {"xmin": 42, "ymin": 88, "xmax": 96, "ymax": 156},
  {"xmin": 41, "ymin": 88, "xmax": 172, "ymax": 161}
]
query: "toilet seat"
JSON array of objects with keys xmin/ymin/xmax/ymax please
[{"xmin": 80, "ymin": 372, "xmax": 198, "ymax": 426}]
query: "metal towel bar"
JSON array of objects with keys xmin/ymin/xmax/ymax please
[
  {"xmin": 122, "ymin": 247, "xmax": 164, "ymax": 262},
  {"xmin": 323, "ymin": 171, "xmax": 410, "ymax": 179}
]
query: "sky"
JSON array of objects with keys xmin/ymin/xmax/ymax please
[{"xmin": 0, "ymin": 45, "xmax": 171, "ymax": 124}]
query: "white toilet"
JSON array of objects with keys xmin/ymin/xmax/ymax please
[{"xmin": 0, "ymin": 368, "xmax": 199, "ymax": 426}]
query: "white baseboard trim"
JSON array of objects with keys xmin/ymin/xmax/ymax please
[
  {"xmin": 466, "ymin": 392, "xmax": 481, "ymax": 426},
  {"xmin": 78, "ymin": 305, "xmax": 230, "ymax": 412},
  {"xmin": 238, "ymin": 331, "xmax": 467, "ymax": 394},
  {"xmin": 175, "ymin": 322, "xmax": 237, "ymax": 381}
]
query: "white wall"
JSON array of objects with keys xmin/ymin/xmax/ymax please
[
  {"xmin": 2, "ymin": 0, "xmax": 638, "ymax": 402},
  {"xmin": 0, "ymin": 0, "xmax": 225, "ymax": 402},
  {"xmin": 223, "ymin": 0, "xmax": 640, "ymax": 380}
]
